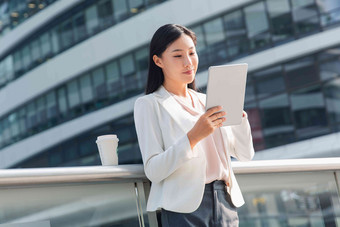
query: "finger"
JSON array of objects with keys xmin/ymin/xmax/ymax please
[
  {"xmin": 211, "ymin": 112, "xmax": 226, "ymax": 121},
  {"xmin": 215, "ymin": 121, "xmax": 224, "ymax": 128},
  {"xmin": 213, "ymin": 117, "xmax": 225, "ymax": 126},
  {"xmin": 205, "ymin": 106, "xmax": 223, "ymax": 117}
]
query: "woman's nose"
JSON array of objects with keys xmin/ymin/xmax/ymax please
[{"xmin": 183, "ymin": 54, "xmax": 192, "ymax": 67}]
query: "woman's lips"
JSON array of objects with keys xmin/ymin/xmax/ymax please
[{"xmin": 183, "ymin": 69, "xmax": 193, "ymax": 74}]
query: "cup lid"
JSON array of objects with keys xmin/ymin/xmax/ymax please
[{"xmin": 96, "ymin": 135, "xmax": 119, "ymax": 141}]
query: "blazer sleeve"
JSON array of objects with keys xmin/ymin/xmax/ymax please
[
  {"xmin": 134, "ymin": 97, "xmax": 198, "ymax": 183},
  {"xmin": 225, "ymin": 111, "xmax": 255, "ymax": 161}
]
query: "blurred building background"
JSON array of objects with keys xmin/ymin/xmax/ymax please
[{"xmin": 0, "ymin": 0, "xmax": 340, "ymax": 169}]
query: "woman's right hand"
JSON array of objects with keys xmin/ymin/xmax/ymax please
[{"xmin": 187, "ymin": 106, "xmax": 226, "ymax": 149}]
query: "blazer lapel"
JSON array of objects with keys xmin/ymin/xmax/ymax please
[{"xmin": 153, "ymin": 86, "xmax": 194, "ymax": 133}]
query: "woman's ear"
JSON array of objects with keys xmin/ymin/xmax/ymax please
[{"xmin": 153, "ymin": 55, "xmax": 163, "ymax": 68}]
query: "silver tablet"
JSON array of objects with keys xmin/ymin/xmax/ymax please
[{"xmin": 205, "ymin": 63, "xmax": 248, "ymax": 126}]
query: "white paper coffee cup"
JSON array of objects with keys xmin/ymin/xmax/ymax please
[{"xmin": 96, "ymin": 135, "xmax": 119, "ymax": 166}]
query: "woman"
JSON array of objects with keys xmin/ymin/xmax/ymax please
[{"xmin": 134, "ymin": 24, "xmax": 254, "ymax": 227}]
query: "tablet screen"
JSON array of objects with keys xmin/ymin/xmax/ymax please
[{"xmin": 205, "ymin": 63, "xmax": 248, "ymax": 126}]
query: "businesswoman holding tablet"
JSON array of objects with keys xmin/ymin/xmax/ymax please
[{"xmin": 134, "ymin": 24, "xmax": 254, "ymax": 227}]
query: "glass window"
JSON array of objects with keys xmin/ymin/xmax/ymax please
[
  {"xmin": 79, "ymin": 137, "xmax": 94, "ymax": 156},
  {"xmin": 26, "ymin": 0, "xmax": 38, "ymax": 17},
  {"xmin": 290, "ymin": 85, "xmax": 329, "ymax": 139},
  {"xmin": 135, "ymin": 47, "xmax": 148, "ymax": 87},
  {"xmin": 92, "ymin": 67, "xmax": 107, "ymax": 106},
  {"xmin": 9, "ymin": 112, "xmax": 19, "ymax": 139},
  {"xmin": 324, "ymin": 78, "xmax": 340, "ymax": 126},
  {"xmin": 40, "ymin": 32, "xmax": 52, "ymax": 58},
  {"xmin": 0, "ymin": 1, "xmax": 10, "ymax": 31},
  {"xmin": 204, "ymin": 18, "xmax": 225, "ymax": 45},
  {"xmin": 318, "ymin": 47, "xmax": 340, "ymax": 61},
  {"xmin": 22, "ymin": 45, "xmax": 31, "ymax": 70},
  {"xmin": 238, "ymin": 172, "xmax": 340, "ymax": 227},
  {"xmin": 223, "ymin": 10, "xmax": 248, "ymax": 57},
  {"xmin": 51, "ymin": 26, "xmax": 60, "ymax": 54},
  {"xmin": 319, "ymin": 58, "xmax": 340, "ymax": 81},
  {"xmin": 244, "ymin": 2, "xmax": 270, "ymax": 50},
  {"xmin": 30, "ymin": 38, "xmax": 41, "ymax": 64},
  {"xmin": 2, "ymin": 117, "xmax": 11, "ymax": 145},
  {"xmin": 0, "ymin": 120, "xmax": 3, "ymax": 147},
  {"xmin": 129, "ymin": 0, "xmax": 145, "ymax": 13},
  {"xmin": 259, "ymin": 94, "xmax": 295, "ymax": 148},
  {"xmin": 67, "ymin": 80, "xmax": 81, "ymax": 109},
  {"xmin": 203, "ymin": 18, "xmax": 228, "ymax": 63},
  {"xmin": 60, "ymin": 19, "xmax": 73, "ymax": 49},
  {"xmin": 98, "ymin": 0, "xmax": 113, "ymax": 27},
  {"xmin": 13, "ymin": 51, "xmax": 22, "ymax": 76},
  {"xmin": 244, "ymin": 105, "xmax": 265, "ymax": 151},
  {"xmin": 257, "ymin": 77, "xmax": 285, "ymax": 99},
  {"xmin": 317, "ymin": 0, "xmax": 340, "ymax": 27},
  {"xmin": 291, "ymin": 0, "xmax": 319, "ymax": 35},
  {"xmin": 18, "ymin": 107, "xmax": 26, "ymax": 137},
  {"xmin": 245, "ymin": 83, "xmax": 255, "ymax": 103},
  {"xmin": 49, "ymin": 148, "xmax": 63, "ymax": 167},
  {"xmin": 254, "ymin": 66, "xmax": 285, "ymax": 99},
  {"xmin": 120, "ymin": 54, "xmax": 139, "ymax": 93},
  {"xmin": 57, "ymin": 87, "xmax": 68, "ymax": 117},
  {"xmin": 120, "ymin": 54, "xmax": 135, "ymax": 76},
  {"xmin": 146, "ymin": 0, "xmax": 160, "ymax": 6},
  {"xmin": 85, "ymin": 5, "xmax": 99, "ymax": 35},
  {"xmin": 0, "ymin": 60, "xmax": 6, "ymax": 87},
  {"xmin": 36, "ymin": 96, "xmax": 47, "ymax": 126},
  {"xmin": 191, "ymin": 25, "xmax": 209, "ymax": 68},
  {"xmin": 26, "ymin": 101, "xmax": 37, "ymax": 132},
  {"xmin": 4, "ymin": 55, "xmax": 14, "ymax": 82},
  {"xmin": 112, "ymin": 0, "xmax": 129, "ymax": 22},
  {"xmin": 191, "ymin": 25, "xmax": 206, "ymax": 52},
  {"xmin": 46, "ymin": 91, "xmax": 57, "ymax": 122},
  {"xmin": 63, "ymin": 141, "xmax": 78, "ymax": 163},
  {"xmin": 79, "ymin": 73, "xmax": 94, "ymax": 104},
  {"xmin": 106, "ymin": 61, "xmax": 121, "ymax": 98},
  {"xmin": 284, "ymin": 57, "xmax": 319, "ymax": 90},
  {"xmin": 73, "ymin": 12, "xmax": 86, "ymax": 42},
  {"xmin": 266, "ymin": 0, "xmax": 294, "ymax": 43}
]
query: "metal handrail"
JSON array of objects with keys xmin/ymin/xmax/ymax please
[
  {"xmin": 0, "ymin": 164, "xmax": 146, "ymax": 186},
  {"xmin": 1, "ymin": 158, "xmax": 340, "ymax": 186},
  {"xmin": 232, "ymin": 157, "xmax": 340, "ymax": 174}
]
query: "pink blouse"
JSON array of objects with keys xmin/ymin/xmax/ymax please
[{"xmin": 169, "ymin": 89, "xmax": 231, "ymax": 185}]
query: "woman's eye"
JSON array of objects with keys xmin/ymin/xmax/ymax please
[
  {"xmin": 174, "ymin": 55, "xmax": 182, "ymax": 58},
  {"xmin": 190, "ymin": 52, "xmax": 196, "ymax": 55}
]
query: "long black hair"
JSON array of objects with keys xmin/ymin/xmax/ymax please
[{"xmin": 145, "ymin": 24, "xmax": 198, "ymax": 94}]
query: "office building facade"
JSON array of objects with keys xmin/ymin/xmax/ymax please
[{"xmin": 0, "ymin": 0, "xmax": 340, "ymax": 169}]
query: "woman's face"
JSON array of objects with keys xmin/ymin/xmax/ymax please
[{"xmin": 153, "ymin": 34, "xmax": 198, "ymax": 87}]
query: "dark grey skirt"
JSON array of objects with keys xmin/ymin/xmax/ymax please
[{"xmin": 161, "ymin": 180, "xmax": 239, "ymax": 227}]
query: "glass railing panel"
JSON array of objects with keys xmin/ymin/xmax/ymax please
[
  {"xmin": 0, "ymin": 181, "xmax": 143, "ymax": 226},
  {"xmin": 237, "ymin": 171, "xmax": 340, "ymax": 227}
]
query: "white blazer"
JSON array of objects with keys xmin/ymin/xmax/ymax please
[{"xmin": 134, "ymin": 85, "xmax": 254, "ymax": 213}]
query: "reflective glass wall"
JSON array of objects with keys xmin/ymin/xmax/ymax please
[
  {"xmin": 3, "ymin": 160, "xmax": 340, "ymax": 227},
  {"xmin": 9, "ymin": 45, "xmax": 340, "ymax": 168},
  {"xmin": 0, "ymin": 0, "xmax": 167, "ymax": 89},
  {"xmin": 0, "ymin": 179, "xmax": 150, "ymax": 226},
  {"xmin": 0, "ymin": 0, "xmax": 58, "ymax": 38},
  {"xmin": 0, "ymin": 45, "xmax": 149, "ymax": 153},
  {"xmin": 3, "ymin": 45, "xmax": 340, "ymax": 167},
  {"xmin": 13, "ymin": 114, "xmax": 140, "ymax": 168},
  {"xmin": 1, "ymin": 0, "xmax": 340, "ymax": 167},
  {"xmin": 1, "ymin": 0, "xmax": 340, "ymax": 90},
  {"xmin": 237, "ymin": 171, "xmax": 340, "ymax": 227}
]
